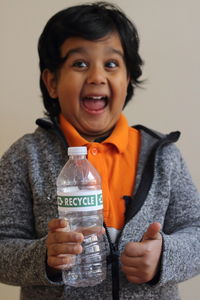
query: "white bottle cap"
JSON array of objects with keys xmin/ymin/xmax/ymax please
[{"xmin": 68, "ymin": 146, "xmax": 87, "ymax": 156}]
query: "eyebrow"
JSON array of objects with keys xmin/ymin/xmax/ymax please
[
  {"xmin": 106, "ymin": 47, "xmax": 124, "ymax": 59},
  {"xmin": 61, "ymin": 47, "xmax": 86, "ymax": 61},
  {"xmin": 61, "ymin": 46, "xmax": 124, "ymax": 62}
]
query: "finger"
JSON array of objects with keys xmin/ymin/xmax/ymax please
[
  {"xmin": 48, "ymin": 242, "xmax": 83, "ymax": 256},
  {"xmin": 47, "ymin": 254, "xmax": 75, "ymax": 269},
  {"xmin": 47, "ymin": 231, "xmax": 84, "ymax": 245},
  {"xmin": 121, "ymin": 264, "xmax": 137, "ymax": 276},
  {"xmin": 121, "ymin": 264, "xmax": 153, "ymax": 284},
  {"xmin": 126, "ymin": 274, "xmax": 147, "ymax": 284},
  {"xmin": 121, "ymin": 256, "xmax": 157, "ymax": 283},
  {"xmin": 142, "ymin": 222, "xmax": 162, "ymax": 241},
  {"xmin": 48, "ymin": 218, "xmax": 68, "ymax": 231},
  {"xmin": 120, "ymin": 252, "xmax": 142, "ymax": 267},
  {"xmin": 123, "ymin": 242, "xmax": 145, "ymax": 257}
]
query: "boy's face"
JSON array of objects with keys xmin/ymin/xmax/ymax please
[{"xmin": 43, "ymin": 33, "xmax": 130, "ymax": 140}]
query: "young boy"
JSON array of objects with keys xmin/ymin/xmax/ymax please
[{"xmin": 0, "ymin": 2, "xmax": 200, "ymax": 300}]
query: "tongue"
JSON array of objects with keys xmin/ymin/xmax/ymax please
[{"xmin": 82, "ymin": 99, "xmax": 106, "ymax": 111}]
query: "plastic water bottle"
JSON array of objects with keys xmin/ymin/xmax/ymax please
[{"xmin": 56, "ymin": 146, "xmax": 107, "ymax": 287}]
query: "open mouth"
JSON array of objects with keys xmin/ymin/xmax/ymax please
[{"xmin": 81, "ymin": 95, "xmax": 108, "ymax": 112}]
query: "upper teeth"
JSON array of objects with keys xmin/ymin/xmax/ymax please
[
  {"xmin": 85, "ymin": 96, "xmax": 106, "ymax": 100},
  {"xmin": 92, "ymin": 96, "xmax": 102, "ymax": 100}
]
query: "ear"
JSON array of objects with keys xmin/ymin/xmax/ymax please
[{"xmin": 42, "ymin": 69, "xmax": 58, "ymax": 99}]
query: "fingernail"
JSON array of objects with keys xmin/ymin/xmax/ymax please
[
  {"xmin": 76, "ymin": 233, "xmax": 83, "ymax": 242},
  {"xmin": 75, "ymin": 245, "xmax": 82, "ymax": 253},
  {"xmin": 60, "ymin": 218, "xmax": 68, "ymax": 227}
]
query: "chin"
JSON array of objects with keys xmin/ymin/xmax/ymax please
[
  {"xmin": 84, "ymin": 123, "xmax": 106, "ymax": 133},
  {"xmin": 80, "ymin": 126, "xmax": 110, "ymax": 141}
]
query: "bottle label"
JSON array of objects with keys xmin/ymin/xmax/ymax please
[{"xmin": 57, "ymin": 190, "xmax": 103, "ymax": 212}]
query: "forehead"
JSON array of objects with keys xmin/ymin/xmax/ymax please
[{"xmin": 60, "ymin": 33, "xmax": 124, "ymax": 57}]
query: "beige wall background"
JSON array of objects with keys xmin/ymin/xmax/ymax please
[{"xmin": 0, "ymin": 0, "xmax": 199, "ymax": 299}]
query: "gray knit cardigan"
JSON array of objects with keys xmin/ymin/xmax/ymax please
[{"xmin": 0, "ymin": 120, "xmax": 200, "ymax": 300}]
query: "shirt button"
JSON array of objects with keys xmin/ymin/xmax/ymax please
[{"xmin": 91, "ymin": 147, "xmax": 98, "ymax": 155}]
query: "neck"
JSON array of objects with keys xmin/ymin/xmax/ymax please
[{"xmin": 81, "ymin": 129, "xmax": 113, "ymax": 142}]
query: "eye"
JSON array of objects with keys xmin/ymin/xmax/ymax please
[
  {"xmin": 105, "ymin": 60, "xmax": 119, "ymax": 69},
  {"xmin": 72, "ymin": 60, "xmax": 88, "ymax": 69}
]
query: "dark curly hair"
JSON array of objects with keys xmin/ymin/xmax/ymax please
[{"xmin": 38, "ymin": 1, "xmax": 143, "ymax": 119}]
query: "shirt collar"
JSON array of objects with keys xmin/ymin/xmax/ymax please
[{"xmin": 59, "ymin": 113, "xmax": 129, "ymax": 153}]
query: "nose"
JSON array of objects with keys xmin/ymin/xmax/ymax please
[{"xmin": 86, "ymin": 65, "xmax": 106, "ymax": 85}]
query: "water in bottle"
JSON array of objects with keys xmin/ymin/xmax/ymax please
[{"xmin": 56, "ymin": 146, "xmax": 107, "ymax": 287}]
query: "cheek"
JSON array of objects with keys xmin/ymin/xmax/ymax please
[
  {"xmin": 116, "ymin": 79, "xmax": 129, "ymax": 100},
  {"xmin": 116, "ymin": 74, "xmax": 129, "ymax": 90},
  {"xmin": 57, "ymin": 81, "xmax": 77, "ymax": 103}
]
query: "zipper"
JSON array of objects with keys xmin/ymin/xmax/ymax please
[{"xmin": 104, "ymin": 222, "xmax": 121, "ymax": 300}]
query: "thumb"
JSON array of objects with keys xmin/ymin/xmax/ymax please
[{"xmin": 142, "ymin": 222, "xmax": 162, "ymax": 241}]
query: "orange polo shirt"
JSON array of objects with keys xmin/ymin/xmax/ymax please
[{"xmin": 59, "ymin": 114, "xmax": 140, "ymax": 230}]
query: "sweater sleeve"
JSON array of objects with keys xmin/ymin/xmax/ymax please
[
  {"xmin": 0, "ymin": 137, "xmax": 62, "ymax": 287},
  {"xmin": 158, "ymin": 146, "xmax": 200, "ymax": 285}
]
